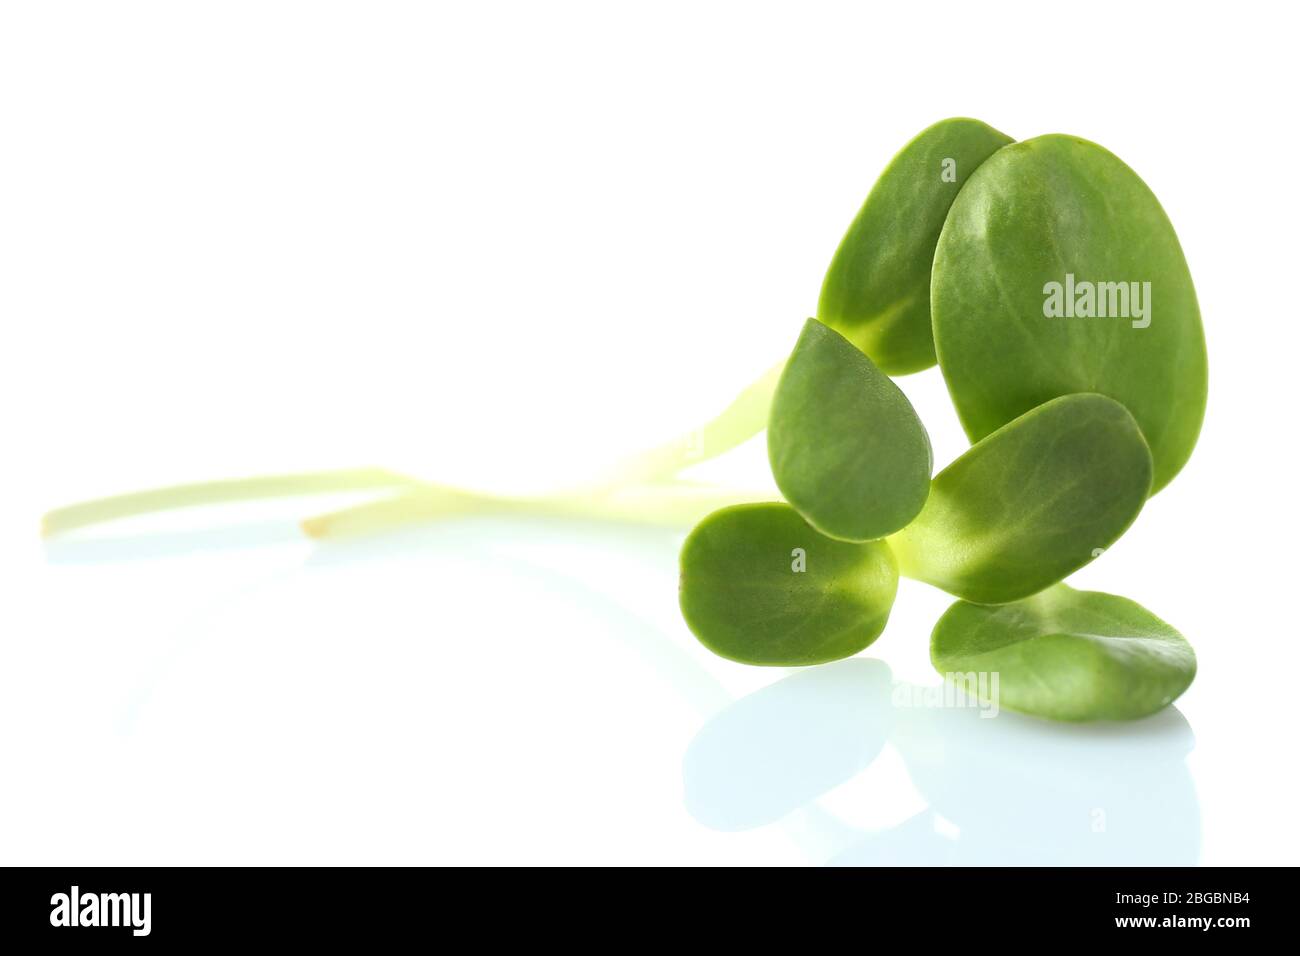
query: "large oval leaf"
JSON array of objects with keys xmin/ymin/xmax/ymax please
[
  {"xmin": 932, "ymin": 133, "xmax": 1207, "ymax": 493},
  {"xmin": 931, "ymin": 584, "xmax": 1196, "ymax": 721},
  {"xmin": 679, "ymin": 502, "xmax": 898, "ymax": 665},
  {"xmin": 889, "ymin": 393, "xmax": 1152, "ymax": 603},
  {"xmin": 818, "ymin": 117, "xmax": 1014, "ymax": 375},
  {"xmin": 768, "ymin": 319, "xmax": 931, "ymax": 541}
]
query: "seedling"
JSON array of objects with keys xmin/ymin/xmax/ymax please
[
  {"xmin": 43, "ymin": 118, "xmax": 1206, "ymax": 722},
  {"xmin": 679, "ymin": 120, "xmax": 1206, "ymax": 721}
]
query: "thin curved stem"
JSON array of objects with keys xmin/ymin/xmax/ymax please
[
  {"xmin": 40, "ymin": 361, "xmax": 784, "ymax": 539},
  {"xmin": 301, "ymin": 481, "xmax": 774, "ymax": 539},
  {"xmin": 41, "ymin": 467, "xmax": 422, "ymax": 538},
  {"xmin": 591, "ymin": 361, "xmax": 783, "ymax": 491}
]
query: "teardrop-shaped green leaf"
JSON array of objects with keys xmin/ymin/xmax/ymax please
[
  {"xmin": 889, "ymin": 393, "xmax": 1152, "ymax": 604},
  {"xmin": 931, "ymin": 584, "xmax": 1196, "ymax": 721},
  {"xmin": 818, "ymin": 117, "xmax": 1014, "ymax": 375},
  {"xmin": 768, "ymin": 319, "xmax": 932, "ymax": 542},
  {"xmin": 931, "ymin": 133, "xmax": 1207, "ymax": 493},
  {"xmin": 679, "ymin": 502, "xmax": 898, "ymax": 666}
]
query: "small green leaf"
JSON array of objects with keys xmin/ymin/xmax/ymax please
[
  {"xmin": 768, "ymin": 319, "xmax": 931, "ymax": 542},
  {"xmin": 818, "ymin": 117, "xmax": 1014, "ymax": 375},
  {"xmin": 679, "ymin": 502, "xmax": 898, "ymax": 665},
  {"xmin": 931, "ymin": 584, "xmax": 1196, "ymax": 721},
  {"xmin": 889, "ymin": 394, "xmax": 1152, "ymax": 604},
  {"xmin": 932, "ymin": 133, "xmax": 1207, "ymax": 493}
]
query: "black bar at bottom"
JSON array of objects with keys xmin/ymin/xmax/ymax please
[{"xmin": 0, "ymin": 866, "xmax": 1281, "ymax": 943}]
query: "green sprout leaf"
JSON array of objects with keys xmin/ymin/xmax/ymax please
[
  {"xmin": 679, "ymin": 502, "xmax": 898, "ymax": 665},
  {"xmin": 818, "ymin": 117, "xmax": 1014, "ymax": 375},
  {"xmin": 768, "ymin": 319, "xmax": 932, "ymax": 542},
  {"xmin": 931, "ymin": 584, "xmax": 1196, "ymax": 721},
  {"xmin": 889, "ymin": 394, "xmax": 1152, "ymax": 604},
  {"xmin": 932, "ymin": 133, "xmax": 1207, "ymax": 493}
]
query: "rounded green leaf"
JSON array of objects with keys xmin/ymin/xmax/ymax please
[
  {"xmin": 932, "ymin": 133, "xmax": 1207, "ymax": 493},
  {"xmin": 931, "ymin": 584, "xmax": 1196, "ymax": 721},
  {"xmin": 768, "ymin": 319, "xmax": 932, "ymax": 542},
  {"xmin": 679, "ymin": 502, "xmax": 898, "ymax": 665},
  {"xmin": 818, "ymin": 117, "xmax": 1014, "ymax": 375},
  {"xmin": 889, "ymin": 393, "xmax": 1152, "ymax": 604}
]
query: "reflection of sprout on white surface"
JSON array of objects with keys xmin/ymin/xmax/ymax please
[
  {"xmin": 683, "ymin": 659, "xmax": 1199, "ymax": 865},
  {"xmin": 892, "ymin": 673, "xmax": 1000, "ymax": 719}
]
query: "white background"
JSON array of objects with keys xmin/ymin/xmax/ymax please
[{"xmin": 1, "ymin": 1, "xmax": 1296, "ymax": 865}]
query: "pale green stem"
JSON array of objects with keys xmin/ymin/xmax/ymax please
[
  {"xmin": 301, "ymin": 482, "xmax": 774, "ymax": 539},
  {"xmin": 589, "ymin": 360, "xmax": 784, "ymax": 490},
  {"xmin": 41, "ymin": 468, "xmax": 422, "ymax": 538},
  {"xmin": 41, "ymin": 361, "xmax": 784, "ymax": 538},
  {"xmin": 884, "ymin": 526, "xmax": 921, "ymax": 580}
]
